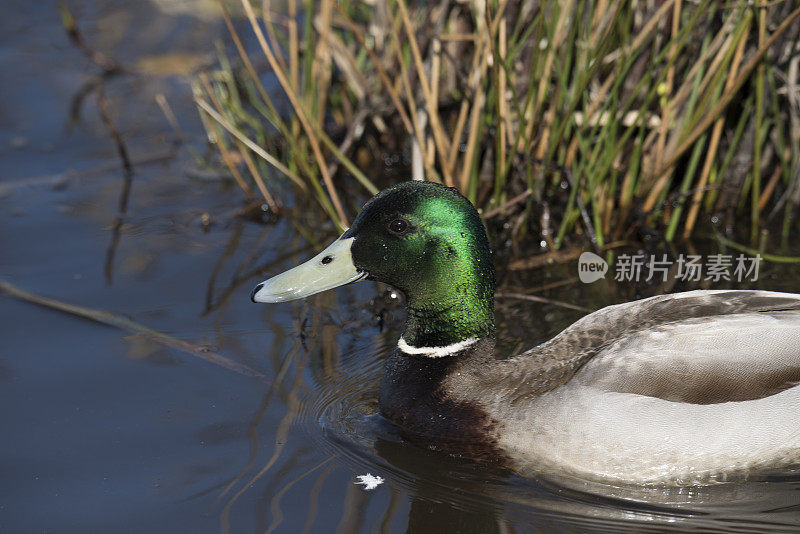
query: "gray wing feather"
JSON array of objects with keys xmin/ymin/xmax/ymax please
[{"xmin": 494, "ymin": 290, "xmax": 800, "ymax": 403}]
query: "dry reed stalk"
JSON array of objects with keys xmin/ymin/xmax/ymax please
[
  {"xmin": 649, "ymin": 4, "xmax": 800, "ymax": 204},
  {"xmin": 395, "ymin": 0, "xmax": 454, "ymax": 186},
  {"xmin": 589, "ymin": 0, "xmax": 620, "ymax": 48},
  {"xmin": 759, "ymin": 164, "xmax": 784, "ymax": 211},
  {"xmin": 386, "ymin": 7, "xmax": 438, "ymax": 182},
  {"xmin": 529, "ymin": 0, "xmax": 575, "ymax": 159},
  {"xmin": 497, "ymin": 17, "xmax": 508, "ymax": 183},
  {"xmin": 615, "ymin": 168, "xmax": 635, "ymax": 233},
  {"xmin": 262, "ymin": 0, "xmax": 288, "ymax": 73},
  {"xmin": 484, "ymin": 189, "xmax": 533, "ymax": 218},
  {"xmin": 447, "ymin": 32, "xmax": 487, "ymax": 176},
  {"xmin": 288, "ymin": 0, "xmax": 299, "ymax": 90},
  {"xmin": 459, "ymin": 80, "xmax": 487, "ymax": 191},
  {"xmin": 238, "ymin": 139, "xmax": 278, "ymax": 210},
  {"xmin": 316, "ymin": 111, "xmax": 379, "ymax": 195},
  {"xmin": 563, "ymin": 0, "xmax": 676, "ymax": 167},
  {"xmin": 663, "ymin": 21, "xmax": 731, "ymax": 116},
  {"xmin": 447, "ymin": 98, "xmax": 470, "ymax": 176},
  {"xmin": 322, "ymin": 30, "xmax": 368, "ymax": 101},
  {"xmin": 241, "ymin": 0, "xmax": 348, "ymax": 227},
  {"xmin": 495, "ymin": 291, "xmax": 591, "ymax": 312},
  {"xmin": 199, "ymin": 73, "xmax": 278, "ymax": 208},
  {"xmin": 217, "ymin": 0, "xmax": 298, "ymax": 159},
  {"xmin": 195, "ymin": 111, "xmax": 248, "ymax": 198},
  {"xmin": 635, "ymin": 28, "xmax": 723, "ymax": 195},
  {"xmin": 218, "ymin": 1, "xmax": 271, "ymax": 105},
  {"xmin": 752, "ymin": 2, "xmax": 768, "ymax": 241},
  {"xmin": 592, "ymin": 0, "xmax": 609, "ymax": 29},
  {"xmin": 431, "ymin": 37, "xmax": 441, "ymax": 118},
  {"xmin": 534, "ymin": 104, "xmax": 558, "ymax": 162},
  {"xmin": 425, "ymin": 120, "xmax": 436, "ymax": 171},
  {"xmin": 440, "ymin": 33, "xmax": 476, "ymax": 41},
  {"xmin": 154, "ymin": 93, "xmax": 183, "ymax": 142},
  {"xmin": 197, "ymin": 77, "xmax": 255, "ymax": 198},
  {"xmin": 332, "ymin": 4, "xmax": 414, "ymax": 134},
  {"xmin": 643, "ymin": 5, "xmax": 797, "ymax": 216},
  {"xmin": 682, "ymin": 18, "xmax": 749, "ymax": 238},
  {"xmin": 603, "ymin": 190, "xmax": 615, "ymax": 237},
  {"xmin": 654, "ymin": 0, "xmax": 682, "ymax": 173},
  {"xmin": 195, "ymin": 98, "xmax": 306, "ymax": 190},
  {"xmin": 507, "ymin": 248, "xmax": 583, "ymax": 270},
  {"xmin": 314, "ymin": 0, "xmax": 334, "ymax": 129},
  {"xmin": 643, "ymin": 21, "xmax": 738, "ymax": 212}
]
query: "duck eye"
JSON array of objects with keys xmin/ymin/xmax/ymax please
[{"xmin": 387, "ymin": 218, "xmax": 410, "ymax": 235}]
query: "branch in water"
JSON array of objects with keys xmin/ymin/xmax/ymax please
[{"xmin": 0, "ymin": 279, "xmax": 267, "ymax": 381}]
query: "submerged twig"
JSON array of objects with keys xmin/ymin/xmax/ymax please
[
  {"xmin": 484, "ymin": 189, "xmax": 532, "ymax": 218},
  {"xmin": 96, "ymin": 84, "xmax": 133, "ymax": 173},
  {"xmin": 0, "ymin": 151, "xmax": 175, "ymax": 198},
  {"xmin": 96, "ymin": 83, "xmax": 134, "ymax": 285},
  {"xmin": 300, "ymin": 462, "xmax": 337, "ymax": 534},
  {"xmin": 59, "ymin": 2, "xmax": 124, "ymax": 75},
  {"xmin": 707, "ymin": 234, "xmax": 800, "ymax": 263},
  {"xmin": 103, "ymin": 171, "xmax": 132, "ymax": 286},
  {"xmin": 66, "ymin": 77, "xmax": 102, "ymax": 134},
  {"xmin": 155, "ymin": 93, "xmax": 184, "ymax": 145},
  {"xmin": 0, "ymin": 280, "xmax": 267, "ymax": 380},
  {"xmin": 507, "ymin": 248, "xmax": 584, "ymax": 270},
  {"xmin": 219, "ymin": 335, "xmax": 312, "ymax": 533},
  {"xmin": 495, "ymin": 291, "xmax": 591, "ymax": 313},
  {"xmin": 265, "ymin": 457, "xmax": 335, "ymax": 534},
  {"xmin": 216, "ymin": 346, "xmax": 300, "ymax": 505}
]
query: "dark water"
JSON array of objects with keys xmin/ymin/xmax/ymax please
[{"xmin": 3, "ymin": 2, "xmax": 800, "ymax": 533}]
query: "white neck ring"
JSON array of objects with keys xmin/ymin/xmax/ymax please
[{"xmin": 397, "ymin": 336, "xmax": 478, "ymax": 358}]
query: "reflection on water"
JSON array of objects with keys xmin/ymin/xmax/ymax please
[
  {"xmin": 254, "ymin": 317, "xmax": 800, "ymax": 533},
  {"xmin": 4, "ymin": 1, "xmax": 800, "ymax": 532}
]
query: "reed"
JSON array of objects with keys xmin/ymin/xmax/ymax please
[{"xmin": 197, "ymin": 0, "xmax": 800, "ymax": 247}]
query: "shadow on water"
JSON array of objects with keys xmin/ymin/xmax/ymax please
[{"xmin": 275, "ymin": 318, "xmax": 800, "ymax": 533}]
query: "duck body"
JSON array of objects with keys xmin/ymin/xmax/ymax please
[
  {"xmin": 438, "ymin": 290, "xmax": 800, "ymax": 483},
  {"xmin": 251, "ymin": 181, "xmax": 800, "ymax": 484}
]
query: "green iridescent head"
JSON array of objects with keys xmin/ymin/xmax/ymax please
[{"xmin": 251, "ymin": 181, "xmax": 495, "ymax": 348}]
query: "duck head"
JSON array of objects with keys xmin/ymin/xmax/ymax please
[{"xmin": 251, "ymin": 181, "xmax": 495, "ymax": 348}]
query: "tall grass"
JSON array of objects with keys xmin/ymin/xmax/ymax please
[{"xmin": 195, "ymin": 0, "xmax": 800, "ymax": 248}]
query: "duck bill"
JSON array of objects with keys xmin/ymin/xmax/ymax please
[{"xmin": 250, "ymin": 236, "xmax": 366, "ymax": 303}]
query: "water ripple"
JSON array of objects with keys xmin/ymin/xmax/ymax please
[{"xmin": 295, "ymin": 339, "xmax": 800, "ymax": 532}]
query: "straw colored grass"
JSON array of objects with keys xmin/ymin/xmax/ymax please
[{"xmin": 197, "ymin": 0, "xmax": 800, "ymax": 247}]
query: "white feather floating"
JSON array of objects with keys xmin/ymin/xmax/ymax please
[{"xmin": 354, "ymin": 473, "xmax": 384, "ymax": 490}]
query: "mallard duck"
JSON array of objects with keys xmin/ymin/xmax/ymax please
[{"xmin": 251, "ymin": 180, "xmax": 800, "ymax": 484}]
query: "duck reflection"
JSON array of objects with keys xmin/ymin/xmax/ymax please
[
  {"xmin": 372, "ymin": 429, "xmax": 508, "ymax": 534},
  {"xmin": 368, "ymin": 412, "xmax": 800, "ymax": 533}
]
